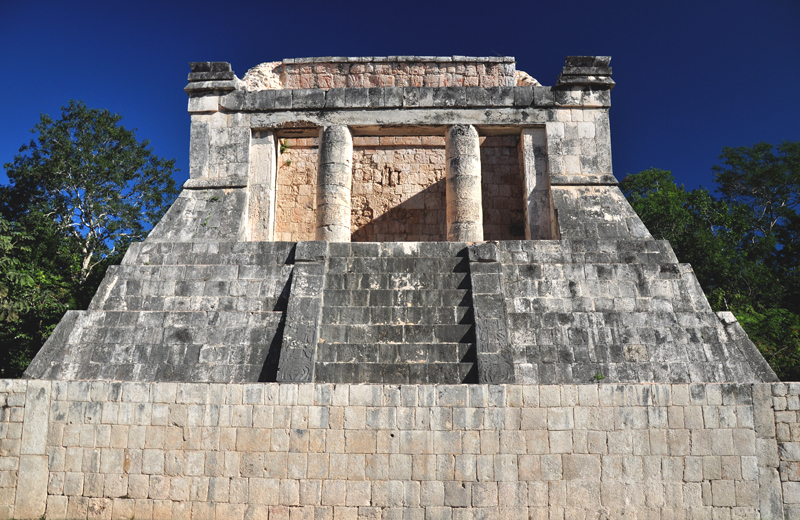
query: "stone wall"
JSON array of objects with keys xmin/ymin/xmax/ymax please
[
  {"xmin": 480, "ymin": 136, "xmax": 525, "ymax": 241},
  {"xmin": 352, "ymin": 137, "xmax": 447, "ymax": 243},
  {"xmin": 2, "ymin": 380, "xmax": 798, "ymax": 519},
  {"xmin": 276, "ymin": 57, "xmax": 517, "ymax": 90},
  {"xmin": 272, "ymin": 136, "xmax": 528, "ymax": 243},
  {"xmin": 275, "ymin": 139, "xmax": 319, "ymax": 242}
]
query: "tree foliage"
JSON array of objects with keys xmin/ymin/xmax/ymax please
[
  {"xmin": 621, "ymin": 141, "xmax": 800, "ymax": 379},
  {"xmin": 0, "ymin": 101, "xmax": 179, "ymax": 376},
  {"xmin": 2, "ymin": 100, "xmax": 179, "ymax": 285}
]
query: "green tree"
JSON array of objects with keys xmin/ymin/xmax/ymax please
[
  {"xmin": 0, "ymin": 100, "xmax": 180, "ymax": 376},
  {"xmin": 0, "ymin": 216, "xmax": 70, "ymax": 376},
  {"xmin": 713, "ymin": 141, "xmax": 800, "ymax": 311},
  {"xmin": 621, "ymin": 141, "xmax": 800, "ymax": 379},
  {"xmin": 2, "ymin": 100, "xmax": 179, "ymax": 285}
]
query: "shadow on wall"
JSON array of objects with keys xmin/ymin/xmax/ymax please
[
  {"xmin": 351, "ymin": 177, "xmax": 527, "ymax": 242},
  {"xmin": 352, "ymin": 179, "xmax": 447, "ymax": 242}
]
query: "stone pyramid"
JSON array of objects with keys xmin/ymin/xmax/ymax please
[{"xmin": 24, "ymin": 56, "xmax": 777, "ymax": 384}]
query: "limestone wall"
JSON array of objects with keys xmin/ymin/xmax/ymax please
[
  {"xmin": 272, "ymin": 136, "xmax": 528, "ymax": 243},
  {"xmin": 480, "ymin": 136, "xmax": 525, "ymax": 241},
  {"xmin": 352, "ymin": 137, "xmax": 446, "ymax": 243},
  {"xmin": 275, "ymin": 139, "xmax": 319, "ymax": 242},
  {"xmin": 1, "ymin": 379, "xmax": 798, "ymax": 519},
  {"xmin": 275, "ymin": 57, "xmax": 517, "ymax": 90}
]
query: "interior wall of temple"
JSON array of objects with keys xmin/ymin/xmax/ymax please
[{"xmin": 272, "ymin": 133, "xmax": 529, "ymax": 242}]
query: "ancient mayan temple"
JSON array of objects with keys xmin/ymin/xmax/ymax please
[
  {"xmin": 24, "ymin": 56, "xmax": 776, "ymax": 385},
  {"xmin": 8, "ymin": 56, "xmax": 798, "ymax": 520}
]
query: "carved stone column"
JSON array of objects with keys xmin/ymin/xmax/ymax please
[
  {"xmin": 446, "ymin": 125, "xmax": 483, "ymax": 242},
  {"xmin": 246, "ymin": 130, "xmax": 278, "ymax": 241},
  {"xmin": 315, "ymin": 125, "xmax": 353, "ymax": 242},
  {"xmin": 519, "ymin": 128, "xmax": 559, "ymax": 239}
]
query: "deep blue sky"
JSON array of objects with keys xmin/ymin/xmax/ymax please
[{"xmin": 2, "ymin": 0, "xmax": 798, "ymax": 193}]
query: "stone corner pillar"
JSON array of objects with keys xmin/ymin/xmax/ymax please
[
  {"xmin": 446, "ymin": 124, "xmax": 483, "ymax": 242},
  {"xmin": 246, "ymin": 130, "xmax": 278, "ymax": 241},
  {"xmin": 315, "ymin": 125, "xmax": 353, "ymax": 242},
  {"xmin": 520, "ymin": 127, "xmax": 559, "ymax": 240}
]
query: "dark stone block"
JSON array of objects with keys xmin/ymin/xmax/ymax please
[
  {"xmin": 188, "ymin": 71, "xmax": 235, "ymax": 82},
  {"xmin": 433, "ymin": 87, "xmax": 466, "ymax": 107},
  {"xmin": 325, "ymin": 88, "xmax": 346, "ymax": 108},
  {"xmin": 378, "ymin": 344, "xmax": 398, "ymax": 363},
  {"xmin": 381, "ymin": 364, "xmax": 408, "ymax": 384},
  {"xmin": 357, "ymin": 363, "xmax": 383, "ymax": 383},
  {"xmin": 190, "ymin": 62, "xmax": 211, "ymax": 73},
  {"xmin": 466, "ymin": 88, "xmax": 491, "ymax": 106},
  {"xmin": 313, "ymin": 363, "xmax": 335, "ymax": 383},
  {"xmin": 470, "ymin": 274, "xmax": 502, "ymax": 294},
  {"xmin": 404, "ymin": 325, "xmax": 436, "ymax": 344},
  {"xmin": 345, "ymin": 88, "xmax": 369, "ymax": 107},
  {"xmin": 533, "ymin": 86, "xmax": 554, "ymax": 107},
  {"xmin": 435, "ymin": 325, "xmax": 475, "ymax": 343},
  {"xmin": 274, "ymin": 90, "xmax": 292, "ymax": 109},
  {"xmin": 209, "ymin": 62, "xmax": 232, "ymax": 72},
  {"xmin": 489, "ymin": 86, "xmax": 514, "ymax": 106},
  {"xmin": 403, "ymin": 87, "xmax": 420, "ymax": 107},
  {"xmin": 407, "ymin": 364, "xmax": 429, "ymax": 384},
  {"xmin": 368, "ymin": 87, "xmax": 385, "ymax": 107},
  {"xmin": 418, "ymin": 87, "xmax": 434, "ymax": 107},
  {"xmin": 368, "ymin": 290, "xmax": 392, "ymax": 307},
  {"xmin": 292, "ymin": 89, "xmax": 325, "ymax": 109},
  {"xmin": 351, "ymin": 243, "xmax": 380, "ymax": 257},
  {"xmin": 384, "ymin": 87, "xmax": 403, "ymax": 107},
  {"xmin": 514, "ymin": 86, "xmax": 533, "ymax": 107},
  {"xmin": 220, "ymin": 90, "xmax": 245, "ymax": 110},
  {"xmin": 243, "ymin": 90, "xmax": 275, "ymax": 110}
]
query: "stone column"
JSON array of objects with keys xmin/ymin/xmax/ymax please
[
  {"xmin": 446, "ymin": 125, "xmax": 483, "ymax": 242},
  {"xmin": 315, "ymin": 125, "xmax": 353, "ymax": 242},
  {"xmin": 246, "ymin": 130, "xmax": 278, "ymax": 241},
  {"xmin": 519, "ymin": 128, "xmax": 559, "ymax": 239}
]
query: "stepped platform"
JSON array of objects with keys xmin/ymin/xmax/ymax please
[{"xmin": 11, "ymin": 54, "xmax": 791, "ymax": 520}]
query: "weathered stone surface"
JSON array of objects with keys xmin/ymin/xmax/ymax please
[
  {"xmin": 1, "ymin": 381, "xmax": 799, "ymax": 517},
  {"xmin": 445, "ymin": 125, "xmax": 483, "ymax": 242},
  {"xmin": 14, "ymin": 455, "xmax": 48, "ymax": 518},
  {"xmin": 25, "ymin": 54, "xmax": 778, "ymax": 389},
  {"xmin": 316, "ymin": 126, "xmax": 353, "ymax": 242}
]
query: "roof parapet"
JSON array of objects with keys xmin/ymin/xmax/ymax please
[{"xmin": 556, "ymin": 56, "xmax": 614, "ymax": 89}]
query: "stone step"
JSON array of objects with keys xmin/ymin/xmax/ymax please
[
  {"xmin": 325, "ymin": 272, "xmax": 470, "ymax": 291},
  {"xmin": 320, "ymin": 324, "xmax": 475, "ymax": 344},
  {"xmin": 327, "ymin": 256, "xmax": 469, "ymax": 275},
  {"xmin": 317, "ymin": 342, "xmax": 476, "ymax": 364},
  {"xmin": 322, "ymin": 306, "xmax": 473, "ymax": 326},
  {"xmin": 323, "ymin": 289, "xmax": 471, "ymax": 308},
  {"xmin": 314, "ymin": 361, "xmax": 477, "ymax": 384},
  {"xmin": 328, "ymin": 242, "xmax": 467, "ymax": 258}
]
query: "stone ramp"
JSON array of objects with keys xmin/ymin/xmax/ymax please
[
  {"xmin": 24, "ymin": 242, "xmax": 295, "ymax": 382},
  {"xmin": 315, "ymin": 242, "xmax": 477, "ymax": 384},
  {"xmin": 496, "ymin": 240, "xmax": 777, "ymax": 383}
]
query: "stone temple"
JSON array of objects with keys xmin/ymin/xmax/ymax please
[
  {"xmin": 7, "ymin": 56, "xmax": 798, "ymax": 520},
  {"xmin": 24, "ymin": 55, "xmax": 776, "ymax": 385}
]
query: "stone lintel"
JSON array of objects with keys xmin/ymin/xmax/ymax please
[
  {"xmin": 219, "ymin": 86, "xmax": 610, "ymax": 112},
  {"xmin": 183, "ymin": 175, "xmax": 249, "ymax": 190}
]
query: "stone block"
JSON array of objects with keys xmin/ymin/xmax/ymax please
[
  {"xmin": 712, "ymin": 480, "xmax": 736, "ymax": 507},
  {"xmin": 293, "ymin": 89, "xmax": 325, "ymax": 109},
  {"xmin": 14, "ymin": 455, "xmax": 48, "ymax": 518},
  {"xmin": 21, "ymin": 380, "xmax": 51, "ymax": 455}
]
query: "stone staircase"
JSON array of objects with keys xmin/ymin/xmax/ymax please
[{"xmin": 314, "ymin": 243, "xmax": 478, "ymax": 384}]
